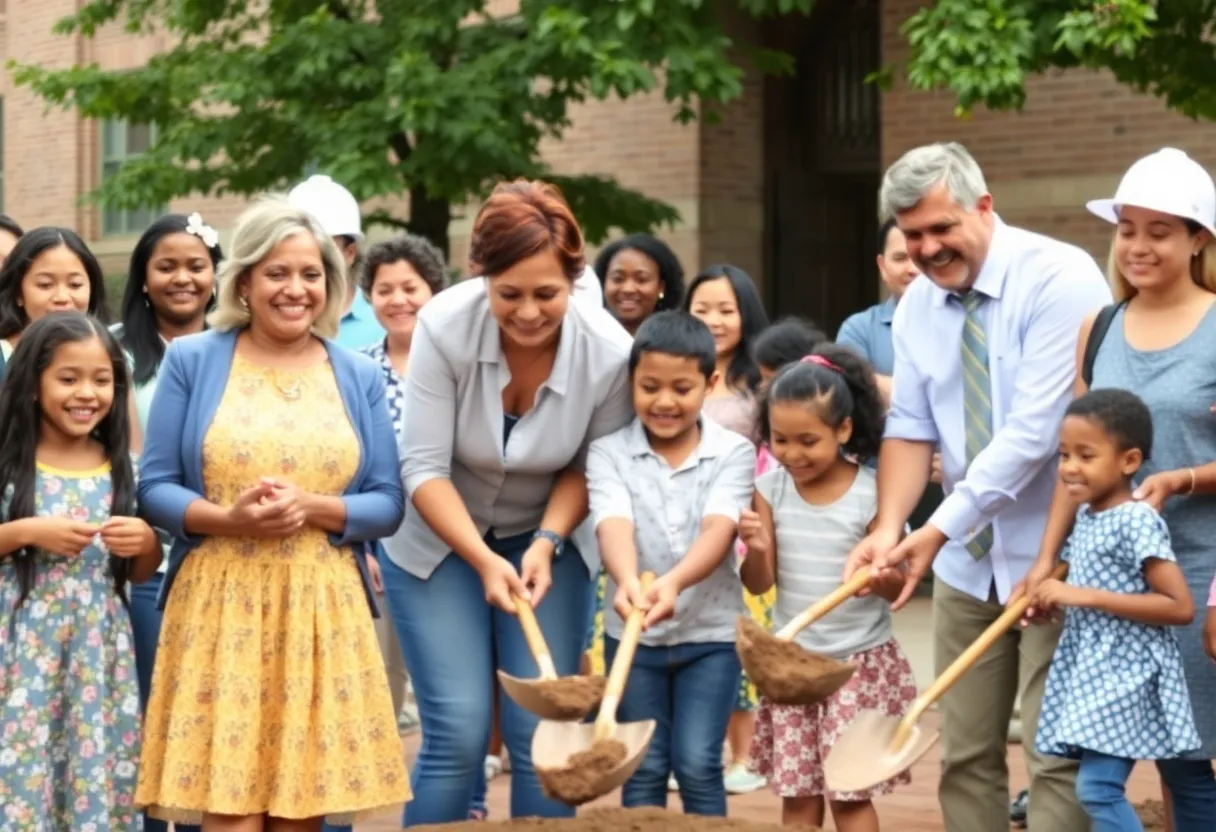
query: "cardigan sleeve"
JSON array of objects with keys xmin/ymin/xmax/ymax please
[
  {"xmin": 137, "ymin": 343, "xmax": 205, "ymax": 545},
  {"xmin": 331, "ymin": 360, "xmax": 406, "ymax": 546}
]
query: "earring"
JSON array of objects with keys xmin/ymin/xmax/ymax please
[
  {"xmin": 239, "ymin": 295, "xmax": 249, "ymax": 309},
  {"xmin": 658, "ymin": 291, "xmax": 665, "ymax": 301}
]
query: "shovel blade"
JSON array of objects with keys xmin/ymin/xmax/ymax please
[
  {"xmin": 532, "ymin": 718, "xmax": 656, "ymax": 804},
  {"xmin": 824, "ymin": 709, "xmax": 940, "ymax": 794},
  {"xmin": 498, "ymin": 670, "xmax": 602, "ymax": 721}
]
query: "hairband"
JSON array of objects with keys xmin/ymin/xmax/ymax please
[
  {"xmin": 801, "ymin": 354, "xmax": 841, "ymax": 373},
  {"xmin": 184, "ymin": 212, "xmax": 220, "ymax": 250}
]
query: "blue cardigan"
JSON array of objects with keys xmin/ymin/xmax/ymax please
[{"xmin": 138, "ymin": 329, "xmax": 405, "ymax": 613}]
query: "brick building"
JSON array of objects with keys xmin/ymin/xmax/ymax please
[{"xmin": 3, "ymin": 0, "xmax": 1216, "ymax": 331}]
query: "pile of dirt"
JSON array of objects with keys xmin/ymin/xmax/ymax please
[
  {"xmin": 1134, "ymin": 799, "xmax": 1166, "ymax": 831},
  {"xmin": 736, "ymin": 617, "xmax": 856, "ymax": 705},
  {"xmin": 535, "ymin": 738, "xmax": 628, "ymax": 805},
  {"xmin": 526, "ymin": 676, "xmax": 607, "ymax": 719},
  {"xmin": 412, "ymin": 807, "xmax": 820, "ymax": 831}
]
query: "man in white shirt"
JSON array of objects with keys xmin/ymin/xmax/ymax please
[{"xmin": 845, "ymin": 142, "xmax": 1111, "ymax": 831}]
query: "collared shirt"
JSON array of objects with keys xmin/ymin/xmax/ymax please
[
  {"xmin": 887, "ymin": 217, "xmax": 1112, "ymax": 603},
  {"xmin": 360, "ymin": 339, "xmax": 406, "ymax": 440},
  {"xmin": 387, "ymin": 277, "xmax": 634, "ymax": 578},
  {"xmin": 587, "ymin": 417, "xmax": 756, "ymax": 646},
  {"xmin": 335, "ymin": 292, "xmax": 386, "ymax": 350},
  {"xmin": 837, "ymin": 296, "xmax": 898, "ymax": 375}
]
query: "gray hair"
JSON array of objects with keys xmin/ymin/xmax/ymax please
[
  {"xmin": 879, "ymin": 142, "xmax": 989, "ymax": 219},
  {"xmin": 209, "ymin": 196, "xmax": 348, "ymax": 339}
]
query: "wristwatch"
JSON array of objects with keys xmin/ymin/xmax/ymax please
[{"xmin": 532, "ymin": 529, "xmax": 564, "ymax": 557}]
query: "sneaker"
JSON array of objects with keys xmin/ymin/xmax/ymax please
[
  {"xmin": 398, "ymin": 704, "xmax": 420, "ymax": 735},
  {"xmin": 1010, "ymin": 789, "xmax": 1029, "ymax": 828},
  {"xmin": 667, "ymin": 773, "xmax": 679, "ymax": 792},
  {"xmin": 723, "ymin": 762, "xmax": 767, "ymax": 795},
  {"xmin": 484, "ymin": 754, "xmax": 504, "ymax": 783}
]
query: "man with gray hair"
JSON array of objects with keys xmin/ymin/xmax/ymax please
[{"xmin": 844, "ymin": 141, "xmax": 1112, "ymax": 830}]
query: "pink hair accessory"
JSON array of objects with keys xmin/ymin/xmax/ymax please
[{"xmin": 801, "ymin": 354, "xmax": 841, "ymax": 373}]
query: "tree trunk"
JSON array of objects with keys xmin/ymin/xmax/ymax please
[{"xmin": 409, "ymin": 185, "xmax": 452, "ymax": 263}]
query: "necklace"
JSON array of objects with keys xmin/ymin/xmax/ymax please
[{"xmin": 270, "ymin": 370, "xmax": 305, "ymax": 401}]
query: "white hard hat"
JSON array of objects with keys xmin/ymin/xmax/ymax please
[
  {"xmin": 1087, "ymin": 148, "xmax": 1216, "ymax": 236},
  {"xmin": 287, "ymin": 174, "xmax": 363, "ymax": 240}
]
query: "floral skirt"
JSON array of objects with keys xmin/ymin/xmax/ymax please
[
  {"xmin": 134, "ymin": 540, "xmax": 410, "ymax": 823},
  {"xmin": 750, "ymin": 638, "xmax": 917, "ymax": 801}
]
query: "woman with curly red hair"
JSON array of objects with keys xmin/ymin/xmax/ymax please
[{"xmin": 380, "ymin": 180, "xmax": 634, "ymax": 825}]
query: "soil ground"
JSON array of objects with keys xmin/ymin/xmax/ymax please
[{"xmin": 358, "ymin": 712, "xmax": 1167, "ymax": 830}]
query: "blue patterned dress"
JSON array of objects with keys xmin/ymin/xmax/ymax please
[
  {"xmin": 1035, "ymin": 501, "xmax": 1199, "ymax": 761},
  {"xmin": 0, "ymin": 463, "xmax": 143, "ymax": 830}
]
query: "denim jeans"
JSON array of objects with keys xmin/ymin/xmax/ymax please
[
  {"xmin": 129, "ymin": 575, "xmax": 201, "ymax": 832},
  {"xmin": 381, "ymin": 531, "xmax": 595, "ymax": 826},
  {"xmin": 1076, "ymin": 750, "xmax": 1216, "ymax": 831},
  {"xmin": 603, "ymin": 638, "xmax": 740, "ymax": 816}
]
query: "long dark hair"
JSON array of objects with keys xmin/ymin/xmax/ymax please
[
  {"xmin": 684, "ymin": 264, "xmax": 769, "ymax": 392},
  {"xmin": 0, "ymin": 312, "xmax": 136, "ymax": 614},
  {"xmin": 119, "ymin": 214, "xmax": 222, "ymax": 385},
  {"xmin": 0, "ymin": 228, "xmax": 108, "ymax": 339}
]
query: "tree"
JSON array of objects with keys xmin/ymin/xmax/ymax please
[
  {"xmin": 892, "ymin": 1, "xmax": 1215, "ymax": 121},
  {"xmin": 12, "ymin": 0, "xmax": 810, "ymax": 257}
]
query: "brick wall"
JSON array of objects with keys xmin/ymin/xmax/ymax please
[{"xmin": 881, "ymin": 0, "xmax": 1216, "ymax": 261}]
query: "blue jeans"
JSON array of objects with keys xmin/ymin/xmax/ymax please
[
  {"xmin": 129, "ymin": 575, "xmax": 202, "ymax": 832},
  {"xmin": 603, "ymin": 638, "xmax": 740, "ymax": 816},
  {"xmin": 1076, "ymin": 750, "xmax": 1216, "ymax": 831},
  {"xmin": 381, "ymin": 531, "xmax": 595, "ymax": 826}
]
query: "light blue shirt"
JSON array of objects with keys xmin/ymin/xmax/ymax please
[
  {"xmin": 587, "ymin": 417, "xmax": 755, "ymax": 646},
  {"xmin": 887, "ymin": 218, "xmax": 1112, "ymax": 602},
  {"xmin": 335, "ymin": 292, "xmax": 385, "ymax": 350},
  {"xmin": 837, "ymin": 296, "xmax": 897, "ymax": 375}
]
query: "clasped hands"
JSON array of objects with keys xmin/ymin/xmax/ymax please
[{"xmin": 226, "ymin": 477, "xmax": 317, "ymax": 538}]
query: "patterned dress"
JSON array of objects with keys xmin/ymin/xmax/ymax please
[
  {"xmin": 0, "ymin": 463, "xmax": 143, "ymax": 830},
  {"xmin": 1035, "ymin": 501, "xmax": 1199, "ymax": 760},
  {"xmin": 134, "ymin": 355, "xmax": 409, "ymax": 824}
]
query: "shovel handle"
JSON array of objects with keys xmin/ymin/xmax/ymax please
[
  {"xmin": 512, "ymin": 594, "xmax": 557, "ymax": 680},
  {"xmin": 594, "ymin": 571, "xmax": 656, "ymax": 740},
  {"xmin": 776, "ymin": 569, "xmax": 872, "ymax": 640},
  {"xmin": 889, "ymin": 562, "xmax": 1069, "ymax": 751}
]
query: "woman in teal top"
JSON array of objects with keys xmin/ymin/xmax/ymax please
[{"xmin": 113, "ymin": 212, "xmax": 221, "ymax": 832}]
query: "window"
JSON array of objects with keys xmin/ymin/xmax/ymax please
[{"xmin": 100, "ymin": 120, "xmax": 164, "ymax": 236}]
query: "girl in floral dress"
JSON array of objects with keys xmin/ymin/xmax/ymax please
[
  {"xmin": 739, "ymin": 347, "xmax": 917, "ymax": 830},
  {"xmin": 0, "ymin": 312, "xmax": 162, "ymax": 830}
]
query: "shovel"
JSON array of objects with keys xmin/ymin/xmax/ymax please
[
  {"xmin": 499, "ymin": 594, "xmax": 607, "ymax": 720},
  {"xmin": 824, "ymin": 563, "xmax": 1069, "ymax": 793},
  {"xmin": 533, "ymin": 572, "xmax": 658, "ymax": 806},
  {"xmin": 737, "ymin": 569, "xmax": 872, "ymax": 704}
]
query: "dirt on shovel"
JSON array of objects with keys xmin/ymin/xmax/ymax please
[
  {"xmin": 516, "ymin": 676, "xmax": 608, "ymax": 721},
  {"xmin": 736, "ymin": 617, "xmax": 857, "ymax": 705},
  {"xmin": 536, "ymin": 738, "xmax": 629, "ymax": 806},
  {"xmin": 410, "ymin": 807, "xmax": 821, "ymax": 831}
]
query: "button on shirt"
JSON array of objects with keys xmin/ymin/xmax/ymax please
[
  {"xmin": 587, "ymin": 417, "xmax": 756, "ymax": 646},
  {"xmin": 836, "ymin": 296, "xmax": 898, "ymax": 375},
  {"xmin": 386, "ymin": 277, "xmax": 635, "ymax": 578},
  {"xmin": 887, "ymin": 218, "xmax": 1112, "ymax": 603}
]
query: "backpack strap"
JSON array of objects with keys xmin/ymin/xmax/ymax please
[{"xmin": 1081, "ymin": 302, "xmax": 1124, "ymax": 387}]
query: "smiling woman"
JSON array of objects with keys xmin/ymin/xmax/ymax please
[
  {"xmin": 380, "ymin": 179, "xmax": 635, "ymax": 826},
  {"xmin": 132, "ymin": 198, "xmax": 409, "ymax": 830}
]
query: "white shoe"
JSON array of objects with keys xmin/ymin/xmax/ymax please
[
  {"xmin": 667, "ymin": 773, "xmax": 679, "ymax": 792},
  {"xmin": 723, "ymin": 762, "xmax": 766, "ymax": 795},
  {"xmin": 484, "ymin": 754, "xmax": 504, "ymax": 782}
]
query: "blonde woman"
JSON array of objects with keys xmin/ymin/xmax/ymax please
[
  {"xmin": 134, "ymin": 199, "xmax": 408, "ymax": 831},
  {"xmin": 1024, "ymin": 147, "xmax": 1216, "ymax": 830}
]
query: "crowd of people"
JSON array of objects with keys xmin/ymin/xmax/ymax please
[{"xmin": 1, "ymin": 139, "xmax": 1215, "ymax": 832}]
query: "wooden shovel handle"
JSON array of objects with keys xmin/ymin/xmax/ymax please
[
  {"xmin": 776, "ymin": 569, "xmax": 872, "ymax": 640},
  {"xmin": 890, "ymin": 562, "xmax": 1069, "ymax": 751},
  {"xmin": 594, "ymin": 571, "xmax": 656, "ymax": 740},
  {"xmin": 512, "ymin": 594, "xmax": 557, "ymax": 680}
]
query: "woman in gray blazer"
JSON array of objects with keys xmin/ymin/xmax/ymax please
[{"xmin": 380, "ymin": 180, "xmax": 634, "ymax": 825}]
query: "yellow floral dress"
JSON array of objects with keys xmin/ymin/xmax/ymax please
[{"xmin": 135, "ymin": 355, "xmax": 410, "ymax": 824}]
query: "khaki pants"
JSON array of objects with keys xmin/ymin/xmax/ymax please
[
  {"xmin": 933, "ymin": 578, "xmax": 1086, "ymax": 832},
  {"xmin": 373, "ymin": 589, "xmax": 409, "ymax": 718}
]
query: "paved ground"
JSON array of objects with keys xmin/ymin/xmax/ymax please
[{"xmin": 358, "ymin": 712, "xmax": 1164, "ymax": 829}]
